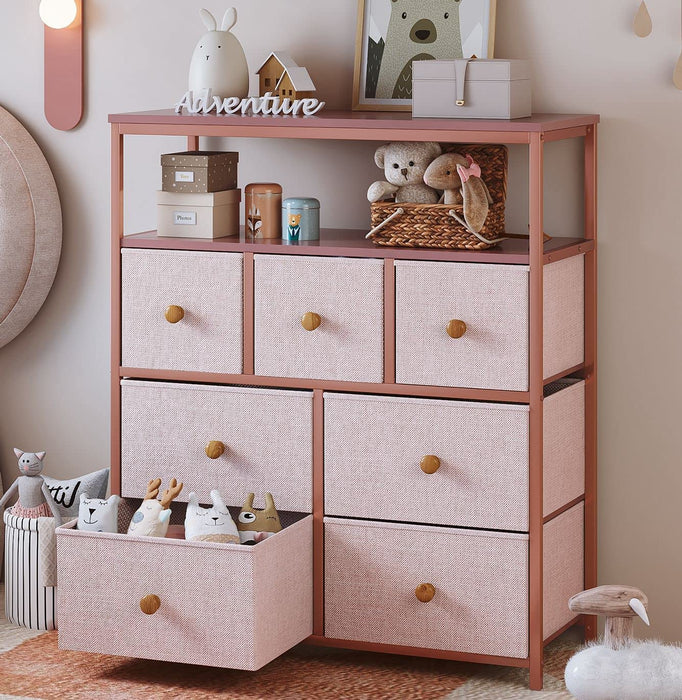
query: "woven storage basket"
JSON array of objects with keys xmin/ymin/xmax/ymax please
[{"xmin": 368, "ymin": 144, "xmax": 508, "ymax": 250}]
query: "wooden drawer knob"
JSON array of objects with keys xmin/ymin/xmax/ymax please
[
  {"xmin": 301, "ymin": 312, "xmax": 322, "ymax": 331},
  {"xmin": 446, "ymin": 319, "xmax": 467, "ymax": 339},
  {"xmin": 415, "ymin": 583, "xmax": 436, "ymax": 603},
  {"xmin": 420, "ymin": 455, "xmax": 441, "ymax": 474},
  {"xmin": 205, "ymin": 441, "xmax": 226, "ymax": 459},
  {"xmin": 140, "ymin": 594, "xmax": 161, "ymax": 615},
  {"xmin": 165, "ymin": 305, "xmax": 185, "ymax": 324}
]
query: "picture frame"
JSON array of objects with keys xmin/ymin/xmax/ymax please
[{"xmin": 352, "ymin": 0, "xmax": 497, "ymax": 111}]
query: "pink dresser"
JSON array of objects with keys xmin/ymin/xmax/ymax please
[{"xmin": 56, "ymin": 110, "xmax": 599, "ymax": 691}]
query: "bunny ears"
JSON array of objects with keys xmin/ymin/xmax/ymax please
[
  {"xmin": 200, "ymin": 7, "xmax": 237, "ymax": 32},
  {"xmin": 456, "ymin": 154, "xmax": 482, "ymax": 184}
]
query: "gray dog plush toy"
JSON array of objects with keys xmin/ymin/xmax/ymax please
[{"xmin": 0, "ymin": 448, "xmax": 61, "ymax": 524}]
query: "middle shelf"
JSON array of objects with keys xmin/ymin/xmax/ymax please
[{"xmin": 121, "ymin": 229, "xmax": 594, "ymax": 265}]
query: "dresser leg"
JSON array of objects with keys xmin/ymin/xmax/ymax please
[{"xmin": 529, "ymin": 653, "xmax": 544, "ymax": 690}]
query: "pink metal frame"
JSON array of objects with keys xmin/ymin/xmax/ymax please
[
  {"xmin": 109, "ymin": 111, "xmax": 598, "ymax": 691},
  {"xmin": 528, "ymin": 132, "xmax": 545, "ymax": 687}
]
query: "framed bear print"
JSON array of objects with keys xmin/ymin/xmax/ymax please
[{"xmin": 352, "ymin": 0, "xmax": 497, "ymax": 111}]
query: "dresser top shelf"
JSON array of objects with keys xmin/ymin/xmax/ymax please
[
  {"xmin": 109, "ymin": 110, "xmax": 599, "ymax": 143},
  {"xmin": 121, "ymin": 229, "xmax": 592, "ymax": 264}
]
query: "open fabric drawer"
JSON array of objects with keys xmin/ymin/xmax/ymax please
[{"xmin": 56, "ymin": 509, "xmax": 312, "ymax": 670}]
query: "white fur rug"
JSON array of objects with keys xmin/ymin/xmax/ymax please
[{"xmin": 566, "ymin": 641, "xmax": 682, "ymax": 700}]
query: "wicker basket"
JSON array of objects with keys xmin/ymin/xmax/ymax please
[{"xmin": 367, "ymin": 144, "xmax": 508, "ymax": 250}]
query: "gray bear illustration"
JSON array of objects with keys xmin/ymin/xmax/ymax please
[{"xmin": 375, "ymin": 0, "xmax": 463, "ymax": 100}]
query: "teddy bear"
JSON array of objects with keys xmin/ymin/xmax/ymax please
[{"xmin": 367, "ymin": 141, "xmax": 442, "ymax": 204}]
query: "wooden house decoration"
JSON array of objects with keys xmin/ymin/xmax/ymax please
[{"xmin": 256, "ymin": 51, "xmax": 317, "ymax": 101}]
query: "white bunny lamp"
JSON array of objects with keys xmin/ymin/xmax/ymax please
[
  {"xmin": 189, "ymin": 8, "xmax": 249, "ymax": 100},
  {"xmin": 565, "ymin": 585, "xmax": 682, "ymax": 699}
]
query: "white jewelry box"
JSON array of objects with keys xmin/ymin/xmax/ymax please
[{"xmin": 412, "ymin": 59, "xmax": 532, "ymax": 120}]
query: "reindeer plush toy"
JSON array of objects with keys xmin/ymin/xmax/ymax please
[
  {"xmin": 0, "ymin": 449, "xmax": 61, "ymax": 524},
  {"xmin": 127, "ymin": 478, "xmax": 183, "ymax": 538}
]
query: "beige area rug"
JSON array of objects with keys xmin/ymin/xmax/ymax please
[{"xmin": 0, "ymin": 586, "xmax": 578, "ymax": 699}]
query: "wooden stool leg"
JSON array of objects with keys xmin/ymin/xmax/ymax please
[{"xmin": 584, "ymin": 613, "xmax": 598, "ymax": 642}]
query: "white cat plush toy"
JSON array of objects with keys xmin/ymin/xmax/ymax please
[
  {"xmin": 185, "ymin": 490, "xmax": 240, "ymax": 544},
  {"xmin": 188, "ymin": 8, "xmax": 249, "ymax": 99},
  {"xmin": 77, "ymin": 493, "xmax": 120, "ymax": 533}
]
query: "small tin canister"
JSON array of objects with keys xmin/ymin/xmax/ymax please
[
  {"xmin": 245, "ymin": 183, "xmax": 282, "ymax": 239},
  {"xmin": 282, "ymin": 197, "xmax": 320, "ymax": 242}
]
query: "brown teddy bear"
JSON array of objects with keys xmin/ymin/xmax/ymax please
[{"xmin": 367, "ymin": 141, "xmax": 442, "ymax": 204}]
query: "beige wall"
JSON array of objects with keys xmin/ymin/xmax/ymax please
[{"xmin": 1, "ymin": 0, "xmax": 681, "ymax": 642}]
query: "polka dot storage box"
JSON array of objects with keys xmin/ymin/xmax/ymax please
[{"xmin": 161, "ymin": 151, "xmax": 238, "ymax": 194}]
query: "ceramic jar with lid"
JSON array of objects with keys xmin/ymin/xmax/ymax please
[
  {"xmin": 282, "ymin": 197, "xmax": 320, "ymax": 242},
  {"xmin": 245, "ymin": 183, "xmax": 282, "ymax": 239}
]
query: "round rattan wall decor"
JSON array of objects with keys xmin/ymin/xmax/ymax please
[{"xmin": 0, "ymin": 105, "xmax": 62, "ymax": 349}]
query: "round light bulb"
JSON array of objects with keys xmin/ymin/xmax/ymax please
[{"xmin": 39, "ymin": 0, "xmax": 78, "ymax": 29}]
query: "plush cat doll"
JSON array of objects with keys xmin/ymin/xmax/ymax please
[
  {"xmin": 77, "ymin": 493, "xmax": 120, "ymax": 533},
  {"xmin": 127, "ymin": 478, "xmax": 183, "ymax": 538},
  {"xmin": 237, "ymin": 492, "xmax": 282, "ymax": 545},
  {"xmin": 184, "ymin": 490, "xmax": 240, "ymax": 544},
  {"xmin": 43, "ymin": 467, "xmax": 110, "ymax": 521},
  {"xmin": 0, "ymin": 449, "xmax": 61, "ymax": 524}
]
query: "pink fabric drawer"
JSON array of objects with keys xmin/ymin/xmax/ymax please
[
  {"xmin": 544, "ymin": 502, "xmax": 584, "ymax": 639},
  {"xmin": 544, "ymin": 379, "xmax": 585, "ymax": 517},
  {"xmin": 324, "ymin": 518, "xmax": 529, "ymax": 658},
  {"xmin": 120, "ymin": 380, "xmax": 313, "ymax": 512},
  {"xmin": 254, "ymin": 255, "xmax": 384, "ymax": 382},
  {"xmin": 56, "ymin": 514, "xmax": 313, "ymax": 670},
  {"xmin": 325, "ymin": 381, "xmax": 585, "ymax": 531},
  {"xmin": 395, "ymin": 261, "xmax": 528, "ymax": 390},
  {"xmin": 121, "ymin": 249, "xmax": 243, "ymax": 374},
  {"xmin": 324, "ymin": 392, "xmax": 529, "ymax": 531},
  {"xmin": 395, "ymin": 257, "xmax": 584, "ymax": 391},
  {"xmin": 543, "ymin": 256, "xmax": 584, "ymax": 380}
]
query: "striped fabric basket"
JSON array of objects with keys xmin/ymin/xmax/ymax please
[{"xmin": 3, "ymin": 510, "xmax": 57, "ymax": 631}]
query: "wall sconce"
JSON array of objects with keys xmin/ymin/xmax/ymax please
[{"xmin": 41, "ymin": 0, "xmax": 83, "ymax": 130}]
